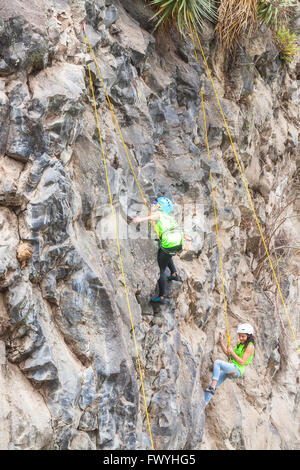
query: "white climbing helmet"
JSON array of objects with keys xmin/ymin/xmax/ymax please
[{"xmin": 237, "ymin": 323, "xmax": 254, "ymax": 336}]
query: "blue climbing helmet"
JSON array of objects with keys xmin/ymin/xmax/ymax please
[{"xmin": 156, "ymin": 197, "xmax": 173, "ymax": 214}]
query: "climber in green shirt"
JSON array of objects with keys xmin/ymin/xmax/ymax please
[
  {"xmin": 133, "ymin": 197, "xmax": 183, "ymax": 304},
  {"xmin": 204, "ymin": 323, "xmax": 255, "ymax": 405}
]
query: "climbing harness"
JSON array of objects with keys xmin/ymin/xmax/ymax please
[
  {"xmin": 187, "ymin": 11, "xmax": 299, "ymax": 355},
  {"xmin": 82, "ymin": 24, "xmax": 155, "ymax": 450}
]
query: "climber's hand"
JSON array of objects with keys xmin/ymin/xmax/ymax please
[
  {"xmin": 133, "ymin": 216, "xmax": 141, "ymax": 223},
  {"xmin": 219, "ymin": 332, "xmax": 224, "ymax": 343}
]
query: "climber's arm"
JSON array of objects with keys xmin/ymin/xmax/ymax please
[
  {"xmin": 227, "ymin": 344, "xmax": 254, "ymax": 366},
  {"xmin": 219, "ymin": 332, "xmax": 230, "ymax": 357},
  {"xmin": 133, "ymin": 213, "xmax": 159, "ymax": 223}
]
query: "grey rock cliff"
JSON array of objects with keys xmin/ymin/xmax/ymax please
[{"xmin": 0, "ymin": 0, "xmax": 299, "ymax": 450}]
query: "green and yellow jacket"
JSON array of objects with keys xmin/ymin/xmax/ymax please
[{"xmin": 155, "ymin": 212, "xmax": 183, "ymax": 249}]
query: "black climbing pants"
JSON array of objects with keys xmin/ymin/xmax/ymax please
[{"xmin": 157, "ymin": 246, "xmax": 181, "ymax": 297}]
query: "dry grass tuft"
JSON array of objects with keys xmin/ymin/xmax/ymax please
[
  {"xmin": 17, "ymin": 241, "xmax": 34, "ymax": 269},
  {"xmin": 216, "ymin": 0, "xmax": 258, "ymax": 52}
]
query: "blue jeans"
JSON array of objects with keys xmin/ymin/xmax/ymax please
[{"xmin": 205, "ymin": 359, "xmax": 241, "ymax": 405}]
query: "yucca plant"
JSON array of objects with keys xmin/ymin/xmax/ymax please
[
  {"xmin": 150, "ymin": 0, "xmax": 217, "ymax": 34},
  {"xmin": 276, "ymin": 27, "xmax": 300, "ymax": 63},
  {"xmin": 257, "ymin": 0, "xmax": 298, "ymax": 31},
  {"xmin": 216, "ymin": 0, "xmax": 258, "ymax": 51},
  {"xmin": 258, "ymin": 1, "xmax": 280, "ymax": 29}
]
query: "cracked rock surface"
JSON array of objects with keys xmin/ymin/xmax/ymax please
[{"xmin": 0, "ymin": 0, "xmax": 299, "ymax": 450}]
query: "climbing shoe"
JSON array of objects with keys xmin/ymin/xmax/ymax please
[
  {"xmin": 168, "ymin": 273, "xmax": 181, "ymax": 281},
  {"xmin": 151, "ymin": 296, "xmax": 166, "ymax": 305},
  {"xmin": 205, "ymin": 385, "xmax": 215, "ymax": 395}
]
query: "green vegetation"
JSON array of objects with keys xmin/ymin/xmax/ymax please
[
  {"xmin": 258, "ymin": 1, "xmax": 281, "ymax": 29},
  {"xmin": 257, "ymin": 0, "xmax": 299, "ymax": 64},
  {"xmin": 276, "ymin": 27, "xmax": 300, "ymax": 64},
  {"xmin": 150, "ymin": 0, "xmax": 217, "ymax": 34},
  {"xmin": 146, "ymin": 0, "xmax": 299, "ymax": 65},
  {"xmin": 257, "ymin": 0, "xmax": 297, "ymax": 30}
]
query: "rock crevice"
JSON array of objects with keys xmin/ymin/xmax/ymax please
[{"xmin": 0, "ymin": 0, "xmax": 299, "ymax": 450}]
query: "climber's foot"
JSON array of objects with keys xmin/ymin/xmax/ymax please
[
  {"xmin": 168, "ymin": 272, "xmax": 182, "ymax": 282},
  {"xmin": 205, "ymin": 385, "xmax": 215, "ymax": 395},
  {"xmin": 150, "ymin": 296, "xmax": 166, "ymax": 304}
]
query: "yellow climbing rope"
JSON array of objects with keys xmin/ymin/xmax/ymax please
[
  {"xmin": 201, "ymin": 89, "xmax": 231, "ymax": 348},
  {"xmin": 83, "ymin": 33, "xmax": 155, "ymax": 450},
  {"xmin": 84, "ymin": 33, "xmax": 159, "ymax": 238},
  {"xmin": 188, "ymin": 12, "xmax": 300, "ymax": 355}
]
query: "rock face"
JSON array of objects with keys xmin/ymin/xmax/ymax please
[{"xmin": 0, "ymin": 0, "xmax": 299, "ymax": 450}]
